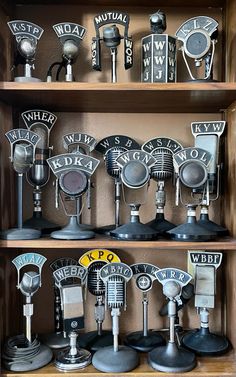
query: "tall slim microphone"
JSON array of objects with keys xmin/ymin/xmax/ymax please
[
  {"xmin": 92, "ymin": 262, "xmax": 139, "ymax": 373},
  {"xmin": 103, "ymin": 25, "xmax": 121, "ymax": 83}
]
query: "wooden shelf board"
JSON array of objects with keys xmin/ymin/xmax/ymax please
[
  {"xmin": 0, "ymin": 236, "xmax": 235, "ymax": 250},
  {"xmin": 13, "ymin": 0, "xmax": 225, "ymax": 7},
  {"xmin": 2, "ymin": 352, "xmax": 236, "ymax": 376},
  {"xmin": 0, "ymin": 82, "xmax": 235, "ymax": 113}
]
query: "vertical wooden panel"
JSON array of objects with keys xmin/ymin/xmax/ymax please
[{"xmin": 225, "ymin": 0, "xmax": 236, "ymax": 81}]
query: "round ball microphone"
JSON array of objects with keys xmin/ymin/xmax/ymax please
[
  {"xmin": 107, "ymin": 276, "xmax": 124, "ymax": 309},
  {"xmin": 150, "ymin": 10, "xmax": 166, "ymax": 34},
  {"xmin": 103, "ymin": 25, "xmax": 121, "ymax": 48},
  {"xmin": 87, "ymin": 262, "xmax": 106, "ymax": 296},
  {"xmin": 18, "ymin": 38, "xmax": 36, "ymax": 59},
  {"xmin": 63, "ymin": 39, "xmax": 79, "ymax": 61},
  {"xmin": 159, "ymin": 282, "xmax": 194, "ymax": 316}
]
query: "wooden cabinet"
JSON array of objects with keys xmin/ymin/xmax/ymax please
[{"xmin": 1, "ymin": 0, "xmax": 236, "ymax": 376}]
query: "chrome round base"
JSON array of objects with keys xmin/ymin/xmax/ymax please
[
  {"xmin": 14, "ymin": 76, "xmax": 41, "ymax": 82},
  {"xmin": 55, "ymin": 347, "xmax": 92, "ymax": 371}
]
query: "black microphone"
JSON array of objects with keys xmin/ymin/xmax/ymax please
[
  {"xmin": 159, "ymin": 282, "xmax": 194, "ymax": 316},
  {"xmin": 87, "ymin": 262, "xmax": 106, "ymax": 296},
  {"xmin": 150, "ymin": 10, "xmax": 166, "ymax": 34},
  {"xmin": 103, "ymin": 25, "xmax": 121, "ymax": 48}
]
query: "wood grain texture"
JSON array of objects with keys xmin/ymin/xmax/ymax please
[
  {"xmin": 1, "ymin": 352, "xmax": 236, "ymax": 377},
  {"xmin": 225, "ymin": 0, "xmax": 236, "ymax": 81},
  {"xmin": 0, "ymin": 82, "xmax": 235, "ymax": 113},
  {"xmin": 12, "ymin": 0, "xmax": 225, "ymax": 6}
]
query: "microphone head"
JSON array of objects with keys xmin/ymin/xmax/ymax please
[
  {"xmin": 121, "ymin": 160, "xmax": 149, "ymax": 188},
  {"xmin": 18, "ymin": 38, "xmax": 36, "ymax": 59},
  {"xmin": 103, "ymin": 25, "xmax": 121, "ymax": 48},
  {"xmin": 151, "ymin": 149, "xmax": 173, "ymax": 181},
  {"xmin": 59, "ymin": 169, "xmax": 88, "ymax": 196},
  {"xmin": 63, "ymin": 39, "xmax": 79, "ymax": 60},
  {"xmin": 107, "ymin": 275, "xmax": 124, "ymax": 309},
  {"xmin": 19, "ymin": 271, "xmax": 40, "ymax": 296},
  {"xmin": 163, "ymin": 280, "xmax": 181, "ymax": 299},
  {"xmin": 179, "ymin": 160, "xmax": 208, "ymax": 188},
  {"xmin": 87, "ymin": 262, "xmax": 106, "ymax": 296},
  {"xmin": 105, "ymin": 147, "xmax": 126, "ymax": 178},
  {"xmin": 13, "ymin": 143, "xmax": 34, "ymax": 174},
  {"xmin": 150, "ymin": 10, "xmax": 166, "ymax": 34}
]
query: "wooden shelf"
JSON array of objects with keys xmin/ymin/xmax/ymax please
[
  {"xmin": 13, "ymin": 0, "xmax": 225, "ymax": 7},
  {"xmin": 2, "ymin": 352, "xmax": 236, "ymax": 377},
  {"xmin": 0, "ymin": 82, "xmax": 235, "ymax": 113},
  {"xmin": 1, "ymin": 236, "xmax": 236, "ymax": 250}
]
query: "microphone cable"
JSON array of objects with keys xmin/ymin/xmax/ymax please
[{"xmin": 2, "ymin": 334, "xmax": 41, "ymax": 367}]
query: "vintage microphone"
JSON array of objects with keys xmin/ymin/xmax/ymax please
[
  {"xmin": 2, "ymin": 253, "xmax": 52, "ymax": 371},
  {"xmin": 92, "ymin": 262, "xmax": 139, "ymax": 373},
  {"xmin": 47, "ymin": 22, "xmax": 86, "ymax": 82},
  {"xmin": 95, "ymin": 135, "xmax": 140, "ymax": 235},
  {"xmin": 2, "ymin": 129, "xmax": 41, "ymax": 240},
  {"xmin": 103, "ymin": 25, "xmax": 121, "ymax": 83},
  {"xmin": 21, "ymin": 110, "xmax": 58, "ymax": 234},
  {"xmin": 148, "ymin": 268, "xmax": 196, "ymax": 373},
  {"xmin": 124, "ymin": 263, "xmax": 165, "ymax": 352},
  {"xmin": 142, "ymin": 137, "xmax": 183, "ymax": 235},
  {"xmin": 79, "ymin": 249, "xmax": 120, "ymax": 351}
]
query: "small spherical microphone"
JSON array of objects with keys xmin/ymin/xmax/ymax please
[
  {"xmin": 18, "ymin": 38, "xmax": 36, "ymax": 59},
  {"xmin": 63, "ymin": 39, "xmax": 79, "ymax": 60},
  {"xmin": 107, "ymin": 276, "xmax": 124, "ymax": 309},
  {"xmin": 159, "ymin": 282, "xmax": 194, "ymax": 316},
  {"xmin": 103, "ymin": 25, "xmax": 121, "ymax": 48},
  {"xmin": 87, "ymin": 262, "xmax": 106, "ymax": 296},
  {"xmin": 150, "ymin": 11, "xmax": 166, "ymax": 34},
  {"xmin": 19, "ymin": 271, "xmax": 40, "ymax": 296},
  {"xmin": 163, "ymin": 280, "xmax": 181, "ymax": 299},
  {"xmin": 13, "ymin": 143, "xmax": 34, "ymax": 174}
]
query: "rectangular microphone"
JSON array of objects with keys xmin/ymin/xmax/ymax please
[
  {"xmin": 61, "ymin": 284, "xmax": 85, "ymax": 332},
  {"xmin": 195, "ymin": 265, "xmax": 215, "ymax": 309}
]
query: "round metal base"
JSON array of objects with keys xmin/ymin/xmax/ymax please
[
  {"xmin": 148, "ymin": 342, "xmax": 196, "ymax": 373},
  {"xmin": 1, "ymin": 227, "xmax": 41, "ymax": 240},
  {"xmin": 39, "ymin": 332, "xmax": 70, "ymax": 349},
  {"xmin": 78, "ymin": 330, "xmax": 113, "ymax": 351},
  {"xmin": 197, "ymin": 217, "xmax": 228, "ymax": 237},
  {"xmin": 4, "ymin": 344, "xmax": 52, "ymax": 372},
  {"xmin": 182, "ymin": 328, "xmax": 229, "ymax": 356},
  {"xmin": 24, "ymin": 216, "xmax": 60, "ymax": 235},
  {"xmin": 110, "ymin": 222, "xmax": 158, "ymax": 241},
  {"xmin": 92, "ymin": 345, "xmax": 139, "ymax": 373},
  {"xmin": 95, "ymin": 224, "xmax": 116, "ymax": 236},
  {"xmin": 147, "ymin": 214, "xmax": 176, "ymax": 235},
  {"xmin": 124, "ymin": 330, "xmax": 165, "ymax": 352},
  {"xmin": 14, "ymin": 76, "xmax": 41, "ymax": 82},
  {"xmin": 55, "ymin": 347, "xmax": 92, "ymax": 371},
  {"xmin": 167, "ymin": 222, "xmax": 217, "ymax": 241}
]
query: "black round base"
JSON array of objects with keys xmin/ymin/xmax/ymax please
[
  {"xmin": 124, "ymin": 330, "xmax": 165, "ymax": 352},
  {"xmin": 167, "ymin": 222, "xmax": 217, "ymax": 241},
  {"xmin": 24, "ymin": 216, "xmax": 60, "ymax": 235},
  {"xmin": 197, "ymin": 218, "xmax": 228, "ymax": 237},
  {"xmin": 147, "ymin": 217, "xmax": 176, "ymax": 235},
  {"xmin": 182, "ymin": 329, "xmax": 229, "ymax": 356},
  {"xmin": 148, "ymin": 342, "xmax": 196, "ymax": 373},
  {"xmin": 39, "ymin": 332, "xmax": 70, "ymax": 349},
  {"xmin": 92, "ymin": 345, "xmax": 139, "ymax": 373},
  {"xmin": 78, "ymin": 330, "xmax": 113, "ymax": 351},
  {"xmin": 95, "ymin": 224, "xmax": 116, "ymax": 236},
  {"xmin": 110, "ymin": 222, "xmax": 158, "ymax": 241}
]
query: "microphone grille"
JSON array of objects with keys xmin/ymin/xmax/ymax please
[
  {"xmin": 87, "ymin": 262, "xmax": 106, "ymax": 296},
  {"xmin": 107, "ymin": 276, "xmax": 124, "ymax": 309},
  {"xmin": 105, "ymin": 147, "xmax": 126, "ymax": 178},
  {"xmin": 151, "ymin": 148, "xmax": 173, "ymax": 181}
]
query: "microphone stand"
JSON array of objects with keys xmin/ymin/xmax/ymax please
[{"xmin": 111, "ymin": 47, "xmax": 117, "ymax": 83}]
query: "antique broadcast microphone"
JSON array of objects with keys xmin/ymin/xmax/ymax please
[
  {"xmin": 63, "ymin": 132, "xmax": 97, "ymax": 230},
  {"xmin": 2, "ymin": 129, "xmax": 41, "ymax": 240},
  {"xmin": 182, "ymin": 251, "xmax": 229, "ymax": 355},
  {"xmin": 148, "ymin": 268, "xmax": 196, "ymax": 373},
  {"xmin": 2, "ymin": 253, "xmax": 52, "ymax": 371},
  {"xmin": 53, "ymin": 264, "xmax": 91, "ymax": 370},
  {"xmin": 40, "ymin": 257, "xmax": 78, "ymax": 349},
  {"xmin": 142, "ymin": 137, "xmax": 183, "ymax": 235},
  {"xmin": 8, "ymin": 20, "xmax": 44, "ymax": 82},
  {"xmin": 47, "ymin": 22, "xmax": 86, "ymax": 82},
  {"xmin": 95, "ymin": 135, "xmax": 140, "ymax": 235},
  {"xmin": 92, "ymin": 262, "xmax": 139, "ymax": 373},
  {"xmin": 191, "ymin": 121, "xmax": 228, "ymax": 236},
  {"xmin": 141, "ymin": 10, "xmax": 176, "ymax": 83},
  {"xmin": 175, "ymin": 16, "xmax": 218, "ymax": 81},
  {"xmin": 21, "ymin": 109, "xmax": 58, "ymax": 234},
  {"xmin": 110, "ymin": 149, "xmax": 159, "ymax": 240},
  {"xmin": 92, "ymin": 11, "xmax": 133, "ymax": 82},
  {"xmin": 79, "ymin": 249, "xmax": 120, "ymax": 351},
  {"xmin": 124, "ymin": 263, "xmax": 165, "ymax": 352},
  {"xmin": 47, "ymin": 152, "xmax": 100, "ymax": 239},
  {"xmin": 167, "ymin": 147, "xmax": 217, "ymax": 241}
]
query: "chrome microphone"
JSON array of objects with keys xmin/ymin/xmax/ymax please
[
  {"xmin": 142, "ymin": 137, "xmax": 183, "ymax": 235},
  {"xmin": 22, "ymin": 110, "xmax": 58, "ymax": 234},
  {"xmin": 92, "ymin": 262, "xmax": 138, "ymax": 373}
]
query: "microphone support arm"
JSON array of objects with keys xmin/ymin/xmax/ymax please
[{"xmin": 17, "ymin": 174, "xmax": 23, "ymax": 229}]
